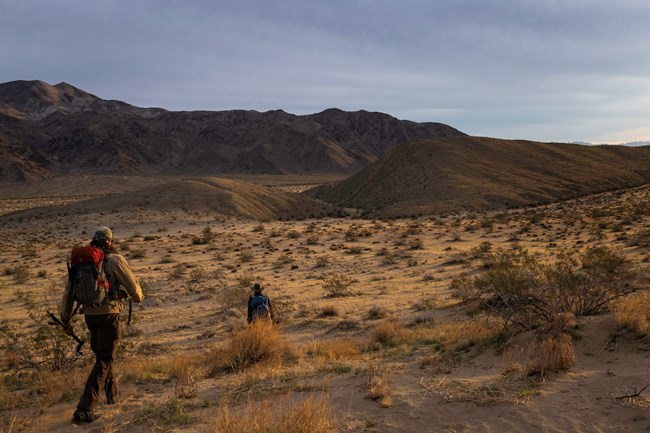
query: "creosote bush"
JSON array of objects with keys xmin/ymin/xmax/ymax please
[
  {"xmin": 450, "ymin": 246, "xmax": 637, "ymax": 332},
  {"xmin": 0, "ymin": 299, "xmax": 86, "ymax": 371},
  {"xmin": 323, "ymin": 274, "xmax": 354, "ymax": 297}
]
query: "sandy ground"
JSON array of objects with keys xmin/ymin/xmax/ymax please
[{"xmin": 0, "ymin": 176, "xmax": 649, "ymax": 432}]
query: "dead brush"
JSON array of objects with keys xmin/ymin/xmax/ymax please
[
  {"xmin": 209, "ymin": 394, "xmax": 337, "ymax": 433},
  {"xmin": 526, "ymin": 333, "xmax": 575, "ymax": 377},
  {"xmin": 366, "ymin": 363, "xmax": 393, "ymax": 407}
]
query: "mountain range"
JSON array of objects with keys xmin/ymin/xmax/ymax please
[
  {"xmin": 0, "ymin": 80, "xmax": 463, "ymax": 181},
  {"xmin": 3, "ymin": 79, "xmax": 650, "ymax": 217}
]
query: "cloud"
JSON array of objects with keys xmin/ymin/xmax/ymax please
[{"xmin": 1, "ymin": 0, "xmax": 650, "ymax": 142}]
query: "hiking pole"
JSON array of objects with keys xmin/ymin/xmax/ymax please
[{"xmin": 46, "ymin": 311, "xmax": 85, "ymax": 355}]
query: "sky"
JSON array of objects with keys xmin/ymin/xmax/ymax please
[{"xmin": 1, "ymin": 0, "xmax": 650, "ymax": 144}]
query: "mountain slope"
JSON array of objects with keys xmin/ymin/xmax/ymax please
[
  {"xmin": 305, "ymin": 136, "xmax": 650, "ymax": 216},
  {"xmin": 0, "ymin": 80, "xmax": 465, "ymax": 180}
]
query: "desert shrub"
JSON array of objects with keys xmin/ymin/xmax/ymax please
[
  {"xmin": 347, "ymin": 246, "xmax": 363, "ymax": 255},
  {"xmin": 252, "ymin": 224, "xmax": 265, "ymax": 232},
  {"xmin": 366, "ymin": 306, "xmax": 387, "ymax": 320},
  {"xmin": 218, "ymin": 286, "xmax": 250, "ymax": 311},
  {"xmin": 169, "ymin": 263, "xmax": 185, "ymax": 280},
  {"xmin": 287, "ymin": 230, "xmax": 301, "ymax": 239},
  {"xmin": 209, "ymin": 395, "xmax": 337, "ymax": 433},
  {"xmin": 408, "ymin": 238, "xmax": 424, "ymax": 250},
  {"xmin": 274, "ymin": 254, "xmax": 294, "ymax": 268},
  {"xmin": 195, "ymin": 227, "xmax": 217, "ymax": 245},
  {"xmin": 222, "ymin": 320, "xmax": 288, "ymax": 372},
  {"xmin": 323, "ymin": 274, "xmax": 354, "ymax": 297},
  {"xmin": 239, "ymin": 250, "xmax": 254, "ymax": 263},
  {"xmin": 189, "ymin": 266, "xmax": 207, "ymax": 282},
  {"xmin": 130, "ymin": 248, "xmax": 147, "ymax": 259},
  {"xmin": 305, "ymin": 235, "xmax": 320, "ymax": 245},
  {"xmin": 12, "ymin": 265, "xmax": 30, "ymax": 284},
  {"xmin": 319, "ymin": 305, "xmax": 338, "ymax": 317},
  {"xmin": 314, "ymin": 256, "xmax": 329, "ymax": 268},
  {"xmin": 526, "ymin": 334, "xmax": 575, "ymax": 377},
  {"xmin": 236, "ymin": 273, "xmax": 255, "ymax": 288},
  {"xmin": 628, "ymin": 229, "xmax": 650, "ymax": 247},
  {"xmin": 0, "ymin": 299, "xmax": 86, "ymax": 371},
  {"xmin": 450, "ymin": 246, "xmax": 637, "ymax": 331}
]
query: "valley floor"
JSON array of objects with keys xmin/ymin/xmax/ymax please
[{"xmin": 0, "ymin": 176, "xmax": 649, "ymax": 432}]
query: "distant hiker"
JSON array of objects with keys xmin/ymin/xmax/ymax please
[
  {"xmin": 247, "ymin": 283, "xmax": 274, "ymax": 324},
  {"xmin": 60, "ymin": 226, "xmax": 144, "ymax": 423}
]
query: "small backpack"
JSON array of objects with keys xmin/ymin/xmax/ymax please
[
  {"xmin": 68, "ymin": 246, "xmax": 110, "ymax": 306},
  {"xmin": 249, "ymin": 295, "xmax": 271, "ymax": 322}
]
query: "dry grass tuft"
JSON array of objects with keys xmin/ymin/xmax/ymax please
[
  {"xmin": 526, "ymin": 334, "xmax": 575, "ymax": 377},
  {"xmin": 209, "ymin": 395, "xmax": 337, "ymax": 433},
  {"xmin": 173, "ymin": 354, "xmax": 200, "ymax": 399},
  {"xmin": 612, "ymin": 292, "xmax": 650, "ymax": 337},
  {"xmin": 304, "ymin": 338, "xmax": 361, "ymax": 361},
  {"xmin": 222, "ymin": 320, "xmax": 290, "ymax": 373},
  {"xmin": 366, "ymin": 363, "xmax": 393, "ymax": 407},
  {"xmin": 370, "ymin": 319, "xmax": 407, "ymax": 347},
  {"xmin": 119, "ymin": 356, "xmax": 176, "ymax": 384}
]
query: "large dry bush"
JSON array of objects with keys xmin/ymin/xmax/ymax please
[
  {"xmin": 210, "ymin": 395, "xmax": 337, "ymax": 433},
  {"xmin": 450, "ymin": 246, "xmax": 638, "ymax": 332},
  {"xmin": 221, "ymin": 320, "xmax": 290, "ymax": 373}
]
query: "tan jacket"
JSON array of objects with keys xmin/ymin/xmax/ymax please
[{"xmin": 60, "ymin": 253, "xmax": 144, "ymax": 321}]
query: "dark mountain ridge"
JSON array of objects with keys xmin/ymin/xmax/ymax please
[{"xmin": 0, "ymin": 80, "xmax": 464, "ymax": 181}]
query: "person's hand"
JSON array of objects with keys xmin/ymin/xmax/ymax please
[{"xmin": 62, "ymin": 321, "xmax": 74, "ymax": 336}]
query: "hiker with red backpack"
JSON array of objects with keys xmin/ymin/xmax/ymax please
[
  {"xmin": 59, "ymin": 226, "xmax": 144, "ymax": 424},
  {"xmin": 247, "ymin": 283, "xmax": 274, "ymax": 324}
]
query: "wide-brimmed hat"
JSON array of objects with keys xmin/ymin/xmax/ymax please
[{"xmin": 252, "ymin": 283, "xmax": 263, "ymax": 293}]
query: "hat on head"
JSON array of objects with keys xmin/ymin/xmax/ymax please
[
  {"xmin": 252, "ymin": 283, "xmax": 263, "ymax": 293},
  {"xmin": 92, "ymin": 226, "xmax": 113, "ymax": 243}
]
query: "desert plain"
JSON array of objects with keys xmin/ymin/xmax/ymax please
[{"xmin": 0, "ymin": 174, "xmax": 649, "ymax": 433}]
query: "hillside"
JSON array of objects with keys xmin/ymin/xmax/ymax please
[
  {"xmin": 306, "ymin": 136, "xmax": 650, "ymax": 216},
  {"xmin": 0, "ymin": 80, "xmax": 464, "ymax": 181},
  {"xmin": 1, "ymin": 177, "xmax": 341, "ymax": 221}
]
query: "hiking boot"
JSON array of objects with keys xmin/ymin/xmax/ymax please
[{"xmin": 73, "ymin": 409, "xmax": 99, "ymax": 423}]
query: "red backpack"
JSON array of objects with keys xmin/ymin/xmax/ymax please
[{"xmin": 68, "ymin": 246, "xmax": 110, "ymax": 306}]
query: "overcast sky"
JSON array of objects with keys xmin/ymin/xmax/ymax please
[{"xmin": 2, "ymin": 0, "xmax": 649, "ymax": 143}]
